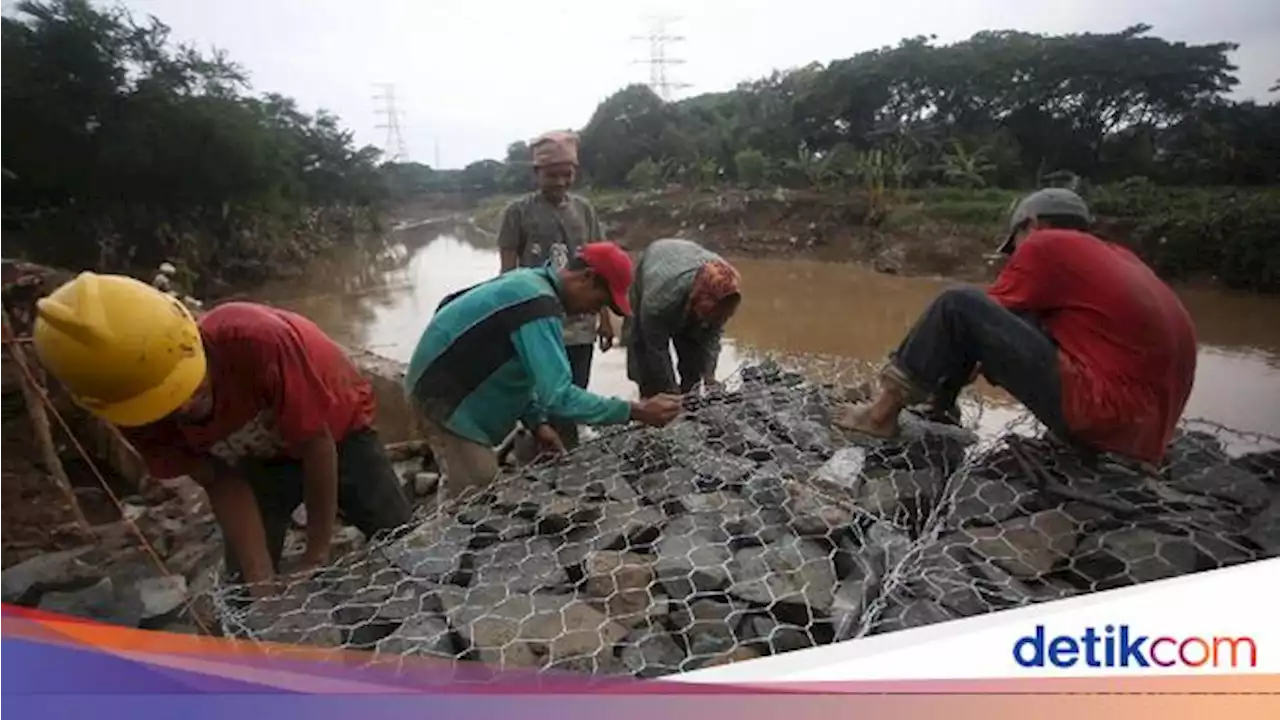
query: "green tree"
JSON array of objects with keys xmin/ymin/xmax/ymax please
[
  {"xmin": 2, "ymin": 0, "xmax": 387, "ymax": 285},
  {"xmin": 734, "ymin": 149, "xmax": 767, "ymax": 187}
]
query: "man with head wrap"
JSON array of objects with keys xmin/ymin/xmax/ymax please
[
  {"xmin": 496, "ymin": 130, "xmax": 611, "ymax": 450},
  {"xmin": 623, "ymin": 238, "xmax": 742, "ymax": 399}
]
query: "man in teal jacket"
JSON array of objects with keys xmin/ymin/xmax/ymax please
[{"xmin": 405, "ymin": 242, "xmax": 683, "ymax": 497}]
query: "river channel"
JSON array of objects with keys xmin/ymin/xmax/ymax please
[{"xmin": 248, "ymin": 221, "xmax": 1280, "ymax": 440}]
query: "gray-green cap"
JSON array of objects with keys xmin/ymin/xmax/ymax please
[{"xmin": 998, "ymin": 188, "xmax": 1092, "ymax": 254}]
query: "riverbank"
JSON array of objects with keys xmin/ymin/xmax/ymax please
[{"xmin": 471, "ymin": 185, "xmax": 1280, "ymax": 291}]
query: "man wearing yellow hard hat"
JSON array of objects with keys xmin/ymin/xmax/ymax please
[{"xmin": 33, "ymin": 272, "xmax": 413, "ymax": 597}]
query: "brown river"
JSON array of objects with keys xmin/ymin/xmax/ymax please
[{"xmin": 248, "ymin": 221, "xmax": 1280, "ymax": 440}]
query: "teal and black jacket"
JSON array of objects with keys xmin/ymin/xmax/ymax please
[{"xmin": 404, "ymin": 265, "xmax": 631, "ymax": 447}]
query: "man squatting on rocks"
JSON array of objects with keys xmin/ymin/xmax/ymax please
[
  {"xmin": 404, "ymin": 242, "xmax": 684, "ymax": 497},
  {"xmin": 32, "ymin": 275, "xmax": 414, "ymax": 598},
  {"xmin": 624, "ymin": 238, "xmax": 742, "ymax": 398},
  {"xmin": 497, "ymin": 130, "xmax": 614, "ymax": 451},
  {"xmin": 836, "ymin": 188, "xmax": 1199, "ymax": 469}
]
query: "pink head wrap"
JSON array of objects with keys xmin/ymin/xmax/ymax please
[{"xmin": 531, "ymin": 130, "xmax": 579, "ymax": 168}]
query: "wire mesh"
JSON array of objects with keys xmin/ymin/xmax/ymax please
[{"xmin": 208, "ymin": 355, "xmax": 1280, "ymax": 680}]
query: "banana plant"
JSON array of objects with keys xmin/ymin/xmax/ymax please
[{"xmin": 936, "ymin": 138, "xmax": 995, "ymax": 188}]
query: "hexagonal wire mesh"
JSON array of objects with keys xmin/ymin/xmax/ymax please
[{"xmin": 208, "ymin": 353, "xmax": 1280, "ymax": 681}]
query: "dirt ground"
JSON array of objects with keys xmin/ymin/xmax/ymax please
[{"xmin": 0, "ymin": 346, "xmax": 157, "ymax": 568}]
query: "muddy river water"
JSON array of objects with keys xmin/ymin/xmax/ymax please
[{"xmin": 249, "ymin": 222, "xmax": 1280, "ymax": 439}]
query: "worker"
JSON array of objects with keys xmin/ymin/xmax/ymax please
[
  {"xmin": 496, "ymin": 130, "xmax": 612, "ymax": 450},
  {"xmin": 834, "ymin": 188, "xmax": 1198, "ymax": 470},
  {"xmin": 406, "ymin": 242, "xmax": 683, "ymax": 497},
  {"xmin": 32, "ymin": 274, "xmax": 414, "ymax": 598},
  {"xmin": 623, "ymin": 238, "xmax": 741, "ymax": 399}
]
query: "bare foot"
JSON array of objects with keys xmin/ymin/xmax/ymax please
[{"xmin": 833, "ymin": 402, "xmax": 901, "ymax": 438}]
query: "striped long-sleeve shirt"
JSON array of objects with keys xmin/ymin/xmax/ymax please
[{"xmin": 405, "ymin": 265, "xmax": 631, "ymax": 446}]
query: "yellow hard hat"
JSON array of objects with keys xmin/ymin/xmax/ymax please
[{"xmin": 33, "ymin": 272, "xmax": 207, "ymax": 427}]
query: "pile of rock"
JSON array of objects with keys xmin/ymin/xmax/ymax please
[
  {"xmin": 2, "ymin": 476, "xmax": 222, "ymax": 633},
  {"xmin": 214, "ymin": 362, "xmax": 1280, "ymax": 678}
]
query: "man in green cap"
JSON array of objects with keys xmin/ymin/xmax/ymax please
[{"xmin": 835, "ymin": 188, "xmax": 1199, "ymax": 470}]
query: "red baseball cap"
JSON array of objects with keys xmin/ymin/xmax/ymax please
[{"xmin": 578, "ymin": 242, "xmax": 633, "ymax": 316}]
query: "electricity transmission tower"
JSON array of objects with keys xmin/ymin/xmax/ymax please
[
  {"xmin": 372, "ymin": 83, "xmax": 408, "ymax": 162},
  {"xmin": 631, "ymin": 14, "xmax": 691, "ymax": 101}
]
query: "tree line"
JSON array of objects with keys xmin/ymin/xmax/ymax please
[
  {"xmin": 386, "ymin": 25, "xmax": 1278, "ymax": 291},
  {"xmin": 2, "ymin": 0, "xmax": 387, "ymax": 292},
  {"xmin": 404, "ymin": 25, "xmax": 1276, "ymax": 195}
]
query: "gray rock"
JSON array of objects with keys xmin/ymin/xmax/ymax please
[
  {"xmin": 620, "ymin": 626, "xmax": 686, "ymax": 677},
  {"xmin": 830, "ymin": 523, "xmax": 910, "ymax": 640},
  {"xmin": 958, "ymin": 508, "xmax": 1080, "ymax": 578},
  {"xmin": 947, "ymin": 476, "xmax": 1039, "ymax": 527},
  {"xmin": 1071, "ymin": 527, "xmax": 1202, "ymax": 591},
  {"xmin": 687, "ymin": 493, "xmax": 788, "ymax": 545},
  {"xmin": 472, "ymin": 513, "xmax": 536, "ymax": 544},
  {"xmin": 2, "ymin": 547, "xmax": 100, "ymax": 603},
  {"xmin": 787, "ymin": 481, "xmax": 855, "ymax": 539},
  {"xmin": 38, "ymin": 577, "xmax": 139, "ymax": 626},
  {"xmin": 373, "ymin": 612, "xmax": 455, "ymax": 658},
  {"xmin": 133, "ymin": 575, "xmax": 188, "ymax": 621},
  {"xmin": 557, "ymin": 499, "xmax": 666, "ymax": 567},
  {"xmin": 1231, "ymin": 450, "xmax": 1280, "ymax": 485},
  {"xmin": 688, "ymin": 451, "xmax": 759, "ymax": 490},
  {"xmin": 535, "ymin": 497, "xmax": 604, "ymax": 536},
  {"xmin": 869, "ymin": 598, "xmax": 957, "ymax": 635},
  {"xmin": 743, "ymin": 469, "xmax": 789, "ymax": 507},
  {"xmin": 444, "ymin": 591, "xmax": 629, "ymax": 669},
  {"xmin": 387, "ymin": 519, "xmax": 473, "ymax": 581},
  {"xmin": 471, "ymin": 538, "xmax": 569, "ymax": 593},
  {"xmin": 655, "ymin": 515, "xmax": 735, "ymax": 599},
  {"xmin": 857, "ymin": 469, "xmax": 947, "ymax": 521},
  {"xmin": 582, "ymin": 551, "xmax": 657, "ymax": 625},
  {"xmin": 670, "ymin": 599, "xmax": 749, "ymax": 663},
  {"xmin": 816, "ymin": 447, "xmax": 867, "ymax": 489},
  {"xmin": 633, "ymin": 467, "xmax": 699, "ymax": 505},
  {"xmin": 728, "ymin": 534, "xmax": 836, "ymax": 613},
  {"xmin": 237, "ymin": 591, "xmax": 343, "ymax": 647},
  {"xmin": 748, "ymin": 615, "xmax": 815, "ymax": 654},
  {"xmin": 578, "ymin": 476, "xmax": 640, "ymax": 503},
  {"xmin": 1246, "ymin": 496, "xmax": 1280, "ymax": 554},
  {"xmin": 1170, "ymin": 465, "xmax": 1271, "ymax": 513}
]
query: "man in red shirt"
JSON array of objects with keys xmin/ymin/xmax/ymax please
[
  {"xmin": 835, "ymin": 188, "xmax": 1198, "ymax": 468},
  {"xmin": 33, "ymin": 274, "xmax": 413, "ymax": 597}
]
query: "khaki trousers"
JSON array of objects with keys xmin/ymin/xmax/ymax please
[{"xmin": 420, "ymin": 416, "xmax": 500, "ymax": 503}]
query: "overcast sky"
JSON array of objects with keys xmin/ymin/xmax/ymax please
[{"xmin": 72, "ymin": 1, "xmax": 1280, "ymax": 167}]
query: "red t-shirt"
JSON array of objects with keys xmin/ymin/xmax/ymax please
[
  {"xmin": 987, "ymin": 229, "xmax": 1198, "ymax": 465},
  {"xmin": 125, "ymin": 302, "xmax": 376, "ymax": 479}
]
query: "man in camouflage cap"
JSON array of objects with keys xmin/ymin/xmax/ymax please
[{"xmin": 496, "ymin": 130, "xmax": 613, "ymax": 450}]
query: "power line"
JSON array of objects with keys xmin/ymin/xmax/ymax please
[
  {"xmin": 631, "ymin": 14, "xmax": 691, "ymax": 102},
  {"xmin": 372, "ymin": 83, "xmax": 408, "ymax": 163}
]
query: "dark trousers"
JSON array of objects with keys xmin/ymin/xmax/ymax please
[
  {"xmin": 891, "ymin": 286, "xmax": 1069, "ymax": 438},
  {"xmin": 547, "ymin": 343, "xmax": 594, "ymax": 450},
  {"xmin": 223, "ymin": 427, "xmax": 414, "ymax": 584},
  {"xmin": 626, "ymin": 325, "xmax": 716, "ymax": 399}
]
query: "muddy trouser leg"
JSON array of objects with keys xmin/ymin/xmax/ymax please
[
  {"xmin": 672, "ymin": 331, "xmax": 713, "ymax": 394},
  {"xmin": 888, "ymin": 286, "xmax": 1069, "ymax": 438},
  {"xmin": 332, "ymin": 428, "xmax": 414, "ymax": 545},
  {"xmin": 420, "ymin": 416, "xmax": 500, "ymax": 506},
  {"xmin": 926, "ymin": 308, "xmax": 1054, "ymax": 423},
  {"xmin": 549, "ymin": 343, "xmax": 593, "ymax": 450},
  {"xmin": 221, "ymin": 458, "xmax": 304, "ymax": 604}
]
